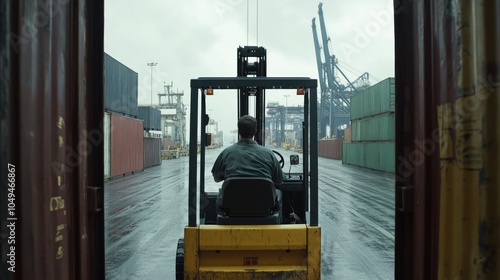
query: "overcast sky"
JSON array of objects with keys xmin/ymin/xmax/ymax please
[{"xmin": 104, "ymin": 0, "xmax": 395, "ymax": 135}]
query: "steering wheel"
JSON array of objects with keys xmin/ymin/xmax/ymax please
[{"xmin": 272, "ymin": 150, "xmax": 285, "ymax": 168}]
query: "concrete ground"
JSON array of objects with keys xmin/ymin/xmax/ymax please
[{"xmin": 105, "ymin": 147, "xmax": 395, "ymax": 279}]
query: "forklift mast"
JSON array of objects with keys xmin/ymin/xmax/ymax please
[{"xmin": 237, "ymin": 46, "xmax": 267, "ymax": 145}]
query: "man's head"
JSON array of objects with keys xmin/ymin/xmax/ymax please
[{"xmin": 238, "ymin": 115, "xmax": 257, "ymax": 139}]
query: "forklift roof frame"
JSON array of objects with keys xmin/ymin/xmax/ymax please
[{"xmin": 188, "ymin": 77, "xmax": 318, "ymax": 227}]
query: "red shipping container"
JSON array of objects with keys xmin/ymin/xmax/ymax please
[
  {"xmin": 110, "ymin": 114, "xmax": 144, "ymax": 177},
  {"xmin": 318, "ymin": 139, "xmax": 343, "ymax": 160}
]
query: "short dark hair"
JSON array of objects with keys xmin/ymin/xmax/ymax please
[{"xmin": 238, "ymin": 115, "xmax": 257, "ymax": 138}]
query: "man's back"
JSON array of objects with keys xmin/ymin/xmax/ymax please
[{"xmin": 211, "ymin": 139, "xmax": 283, "ymax": 184}]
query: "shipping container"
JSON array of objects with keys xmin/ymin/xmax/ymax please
[
  {"xmin": 350, "ymin": 77, "xmax": 395, "ymax": 120},
  {"xmin": 138, "ymin": 106, "xmax": 162, "ymax": 131},
  {"xmin": 342, "ymin": 142, "xmax": 395, "ymax": 173},
  {"xmin": 351, "ymin": 112, "xmax": 395, "ymax": 141},
  {"xmin": 104, "ymin": 53, "xmax": 139, "ymax": 117},
  {"xmin": 110, "ymin": 114, "xmax": 144, "ymax": 177},
  {"xmin": 318, "ymin": 139, "xmax": 343, "ymax": 160},
  {"xmin": 144, "ymin": 137, "xmax": 162, "ymax": 168},
  {"xmin": 104, "ymin": 112, "xmax": 111, "ymax": 179},
  {"xmin": 344, "ymin": 127, "xmax": 352, "ymax": 142},
  {"xmin": 0, "ymin": 0, "xmax": 105, "ymax": 279},
  {"xmin": 394, "ymin": 1, "xmax": 500, "ymax": 279}
]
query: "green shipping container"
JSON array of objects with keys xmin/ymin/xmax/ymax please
[
  {"xmin": 342, "ymin": 142, "xmax": 395, "ymax": 173},
  {"xmin": 350, "ymin": 77, "xmax": 395, "ymax": 120},
  {"xmin": 351, "ymin": 113, "xmax": 395, "ymax": 141}
]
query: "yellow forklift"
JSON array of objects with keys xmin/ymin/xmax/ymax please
[{"xmin": 176, "ymin": 46, "xmax": 321, "ymax": 279}]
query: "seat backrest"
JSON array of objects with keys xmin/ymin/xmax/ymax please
[{"xmin": 220, "ymin": 177, "xmax": 277, "ymax": 216}]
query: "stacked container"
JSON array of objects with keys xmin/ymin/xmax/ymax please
[
  {"xmin": 104, "ymin": 53, "xmax": 146, "ymax": 179},
  {"xmin": 138, "ymin": 106, "xmax": 161, "ymax": 131},
  {"xmin": 342, "ymin": 78, "xmax": 395, "ymax": 173},
  {"xmin": 104, "ymin": 53, "xmax": 138, "ymax": 117}
]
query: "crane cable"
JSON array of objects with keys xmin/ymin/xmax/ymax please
[
  {"xmin": 246, "ymin": 0, "xmax": 249, "ymax": 45},
  {"xmin": 246, "ymin": 0, "xmax": 259, "ymax": 46}
]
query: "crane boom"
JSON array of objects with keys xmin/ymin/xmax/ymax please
[
  {"xmin": 312, "ymin": 2, "xmax": 370, "ymax": 138},
  {"xmin": 312, "ymin": 17, "xmax": 329, "ymax": 137},
  {"xmin": 317, "ymin": 3, "xmax": 335, "ymax": 92},
  {"xmin": 312, "ymin": 18, "xmax": 327, "ymax": 92}
]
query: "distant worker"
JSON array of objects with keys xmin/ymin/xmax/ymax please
[{"xmin": 211, "ymin": 115, "xmax": 284, "ymax": 216}]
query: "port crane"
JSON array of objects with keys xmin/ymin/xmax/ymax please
[{"xmin": 312, "ymin": 2, "xmax": 370, "ymax": 138}]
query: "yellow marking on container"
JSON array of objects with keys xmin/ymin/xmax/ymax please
[
  {"xmin": 56, "ymin": 246, "xmax": 63, "ymax": 259},
  {"xmin": 58, "ymin": 136, "xmax": 64, "ymax": 147},
  {"xmin": 57, "ymin": 117, "xmax": 65, "ymax": 129},
  {"xmin": 49, "ymin": 196, "xmax": 65, "ymax": 211}
]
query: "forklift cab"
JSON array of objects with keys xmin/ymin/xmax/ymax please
[
  {"xmin": 190, "ymin": 77, "xmax": 318, "ymax": 227},
  {"xmin": 176, "ymin": 75, "xmax": 321, "ymax": 279}
]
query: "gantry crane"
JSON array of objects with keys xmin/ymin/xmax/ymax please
[
  {"xmin": 312, "ymin": 2, "xmax": 370, "ymax": 138},
  {"xmin": 158, "ymin": 82, "xmax": 187, "ymax": 149}
]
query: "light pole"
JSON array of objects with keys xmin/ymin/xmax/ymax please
[
  {"xmin": 283, "ymin": 94, "xmax": 290, "ymax": 124},
  {"xmin": 147, "ymin": 62, "xmax": 158, "ymax": 107}
]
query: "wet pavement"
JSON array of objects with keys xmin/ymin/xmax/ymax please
[{"xmin": 105, "ymin": 147, "xmax": 395, "ymax": 279}]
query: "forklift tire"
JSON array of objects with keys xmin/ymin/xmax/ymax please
[{"xmin": 175, "ymin": 238, "xmax": 184, "ymax": 280}]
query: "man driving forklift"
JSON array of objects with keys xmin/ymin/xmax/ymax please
[
  {"xmin": 177, "ymin": 49, "xmax": 321, "ymax": 278},
  {"xmin": 211, "ymin": 115, "xmax": 284, "ymax": 222}
]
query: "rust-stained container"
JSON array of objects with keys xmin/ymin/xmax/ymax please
[
  {"xmin": 104, "ymin": 53, "xmax": 138, "ymax": 117},
  {"xmin": 1, "ymin": 0, "xmax": 105, "ymax": 279},
  {"xmin": 318, "ymin": 139, "xmax": 343, "ymax": 159},
  {"xmin": 394, "ymin": 1, "xmax": 500, "ymax": 279},
  {"xmin": 144, "ymin": 137, "xmax": 162, "ymax": 168},
  {"xmin": 110, "ymin": 114, "xmax": 144, "ymax": 177}
]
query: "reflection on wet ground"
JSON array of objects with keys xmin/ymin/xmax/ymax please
[{"xmin": 105, "ymin": 148, "xmax": 394, "ymax": 279}]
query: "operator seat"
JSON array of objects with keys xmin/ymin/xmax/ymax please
[{"xmin": 217, "ymin": 177, "xmax": 281, "ymax": 225}]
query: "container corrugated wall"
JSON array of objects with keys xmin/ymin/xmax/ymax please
[
  {"xmin": 347, "ymin": 77, "xmax": 395, "ymax": 173},
  {"xmin": 351, "ymin": 112, "xmax": 395, "ymax": 141},
  {"xmin": 144, "ymin": 137, "xmax": 162, "ymax": 168},
  {"xmin": 104, "ymin": 53, "xmax": 138, "ymax": 117},
  {"xmin": 138, "ymin": 106, "xmax": 161, "ymax": 130},
  {"xmin": 350, "ymin": 77, "xmax": 395, "ymax": 120},
  {"xmin": 110, "ymin": 114, "xmax": 144, "ymax": 177},
  {"xmin": 318, "ymin": 139, "xmax": 343, "ymax": 159},
  {"xmin": 342, "ymin": 142, "xmax": 395, "ymax": 173},
  {"xmin": 1, "ymin": 0, "xmax": 105, "ymax": 279},
  {"xmin": 394, "ymin": 1, "xmax": 500, "ymax": 279}
]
